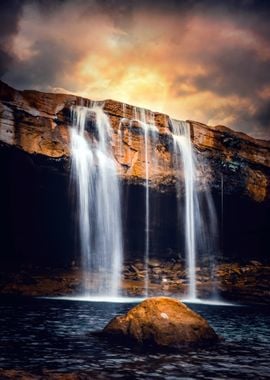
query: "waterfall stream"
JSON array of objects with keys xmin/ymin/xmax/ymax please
[
  {"xmin": 171, "ymin": 119, "xmax": 219, "ymax": 300},
  {"xmin": 70, "ymin": 104, "xmax": 123, "ymax": 297},
  {"xmin": 70, "ymin": 102, "xmax": 217, "ymax": 300},
  {"xmin": 171, "ymin": 120, "xmax": 197, "ymax": 299},
  {"xmin": 133, "ymin": 108, "xmax": 158, "ymax": 296}
]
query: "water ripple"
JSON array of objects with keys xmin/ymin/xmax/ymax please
[{"xmin": 0, "ymin": 297, "xmax": 269, "ymax": 379}]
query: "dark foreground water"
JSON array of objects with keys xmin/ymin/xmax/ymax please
[{"xmin": 0, "ymin": 297, "xmax": 269, "ymax": 379}]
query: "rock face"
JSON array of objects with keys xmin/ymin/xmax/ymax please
[
  {"xmin": 0, "ymin": 79, "xmax": 269, "ymax": 199},
  {"xmin": 1, "ymin": 261, "xmax": 269, "ymax": 304},
  {"xmin": 103, "ymin": 297, "xmax": 219, "ymax": 348},
  {"xmin": 0, "ymin": 79, "xmax": 269, "ymax": 264}
]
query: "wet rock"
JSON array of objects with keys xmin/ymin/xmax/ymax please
[
  {"xmin": 152, "ymin": 267, "xmax": 162, "ymax": 275},
  {"xmin": 0, "ymin": 261, "xmax": 270, "ymax": 304},
  {"xmin": 148, "ymin": 259, "xmax": 160, "ymax": 267},
  {"xmin": 133, "ymin": 262, "xmax": 145, "ymax": 271},
  {"xmin": 173, "ymin": 263, "xmax": 182, "ymax": 271},
  {"xmin": 103, "ymin": 297, "xmax": 219, "ymax": 348},
  {"xmin": 249, "ymin": 260, "xmax": 262, "ymax": 267}
]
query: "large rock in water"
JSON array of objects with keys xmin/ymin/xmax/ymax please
[{"xmin": 103, "ymin": 297, "xmax": 219, "ymax": 348}]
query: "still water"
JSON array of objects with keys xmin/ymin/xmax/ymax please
[{"xmin": 0, "ymin": 297, "xmax": 269, "ymax": 379}]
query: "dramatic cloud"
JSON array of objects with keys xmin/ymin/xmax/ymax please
[
  {"xmin": 0, "ymin": 0, "xmax": 270, "ymax": 139},
  {"xmin": 0, "ymin": 0, "xmax": 24, "ymax": 75}
]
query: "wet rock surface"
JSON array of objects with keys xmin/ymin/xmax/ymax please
[
  {"xmin": 103, "ymin": 297, "xmax": 219, "ymax": 348},
  {"xmin": 0, "ymin": 260, "xmax": 269, "ymax": 305},
  {"xmin": 122, "ymin": 259, "xmax": 270, "ymax": 304}
]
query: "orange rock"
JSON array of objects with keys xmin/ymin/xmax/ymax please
[
  {"xmin": 103, "ymin": 297, "xmax": 219, "ymax": 348},
  {"xmin": 246, "ymin": 168, "xmax": 268, "ymax": 202}
]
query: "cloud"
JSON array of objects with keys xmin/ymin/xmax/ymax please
[
  {"xmin": 0, "ymin": 0, "xmax": 24, "ymax": 75},
  {"xmin": 5, "ymin": 39, "xmax": 82, "ymax": 89},
  {"xmin": 0, "ymin": 0, "xmax": 270, "ymax": 139},
  {"xmin": 193, "ymin": 48, "xmax": 270, "ymax": 97}
]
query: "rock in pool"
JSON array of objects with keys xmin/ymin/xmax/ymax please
[{"xmin": 103, "ymin": 297, "xmax": 219, "ymax": 349}]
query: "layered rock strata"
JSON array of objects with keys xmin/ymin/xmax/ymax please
[{"xmin": 0, "ymin": 80, "xmax": 269, "ymax": 201}]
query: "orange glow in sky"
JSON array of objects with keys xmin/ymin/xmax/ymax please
[{"xmin": 3, "ymin": 1, "xmax": 270, "ymax": 139}]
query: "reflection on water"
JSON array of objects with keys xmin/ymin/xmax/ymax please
[{"xmin": 0, "ymin": 297, "xmax": 269, "ymax": 379}]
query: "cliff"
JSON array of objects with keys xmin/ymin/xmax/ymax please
[
  {"xmin": 0, "ymin": 80, "xmax": 269, "ymax": 266},
  {"xmin": 0, "ymin": 80, "xmax": 269, "ymax": 201}
]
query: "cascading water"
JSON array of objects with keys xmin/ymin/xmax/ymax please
[
  {"xmin": 171, "ymin": 119, "xmax": 219, "ymax": 300},
  {"xmin": 144, "ymin": 117, "xmax": 150, "ymax": 296},
  {"xmin": 171, "ymin": 120, "xmax": 197, "ymax": 299},
  {"xmin": 133, "ymin": 107, "xmax": 158, "ymax": 296},
  {"xmin": 70, "ymin": 99, "xmax": 217, "ymax": 301},
  {"xmin": 70, "ymin": 104, "xmax": 123, "ymax": 297}
]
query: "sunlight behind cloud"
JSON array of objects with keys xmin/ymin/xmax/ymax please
[
  {"xmin": 77, "ymin": 58, "xmax": 168, "ymax": 112},
  {"xmin": 2, "ymin": 0, "xmax": 269, "ymax": 139}
]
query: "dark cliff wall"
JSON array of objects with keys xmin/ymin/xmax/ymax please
[
  {"xmin": 0, "ymin": 80, "xmax": 269, "ymax": 268},
  {"xmin": 0, "ymin": 143, "xmax": 269, "ymax": 269},
  {"xmin": 0, "ymin": 144, "xmax": 74, "ymax": 267}
]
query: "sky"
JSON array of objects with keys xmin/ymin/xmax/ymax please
[{"xmin": 0, "ymin": 0, "xmax": 270, "ymax": 140}]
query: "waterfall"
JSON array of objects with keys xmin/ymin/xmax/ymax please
[
  {"xmin": 70, "ymin": 104, "xmax": 123, "ymax": 297},
  {"xmin": 69, "ymin": 100, "xmax": 218, "ymax": 300},
  {"xmin": 171, "ymin": 119, "xmax": 219, "ymax": 300},
  {"xmin": 171, "ymin": 120, "xmax": 197, "ymax": 299},
  {"xmin": 144, "ymin": 122, "xmax": 150, "ymax": 296},
  {"xmin": 133, "ymin": 107, "xmax": 158, "ymax": 295}
]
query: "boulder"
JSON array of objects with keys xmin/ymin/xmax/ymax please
[{"xmin": 103, "ymin": 297, "xmax": 219, "ymax": 348}]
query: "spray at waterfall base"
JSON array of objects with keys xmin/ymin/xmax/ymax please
[{"xmin": 70, "ymin": 103, "xmax": 219, "ymax": 300}]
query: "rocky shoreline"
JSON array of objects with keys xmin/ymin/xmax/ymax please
[{"xmin": 1, "ymin": 259, "xmax": 269, "ymax": 305}]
